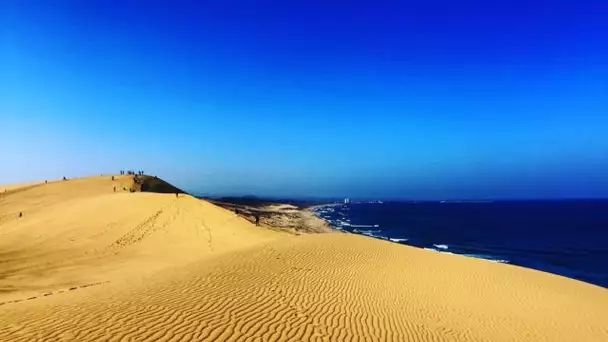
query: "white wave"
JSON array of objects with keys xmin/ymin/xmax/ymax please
[
  {"xmin": 424, "ymin": 248, "xmax": 455, "ymax": 257},
  {"xmin": 389, "ymin": 238, "xmax": 408, "ymax": 243},
  {"xmin": 433, "ymin": 244, "xmax": 448, "ymax": 250},
  {"xmin": 350, "ymin": 224, "xmax": 377, "ymax": 228},
  {"xmin": 463, "ymin": 254, "xmax": 510, "ymax": 264},
  {"xmin": 421, "ymin": 247, "xmax": 509, "ymax": 264},
  {"xmin": 355, "ymin": 229, "xmax": 381, "ymax": 234}
]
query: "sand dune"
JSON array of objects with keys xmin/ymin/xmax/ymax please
[
  {"xmin": 0, "ymin": 181, "xmax": 44, "ymax": 195},
  {"xmin": 1, "ymin": 176, "xmax": 607, "ymax": 341},
  {"xmin": 0, "ymin": 175, "xmax": 276, "ymax": 302}
]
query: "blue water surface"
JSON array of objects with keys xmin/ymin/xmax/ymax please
[{"xmin": 314, "ymin": 201, "xmax": 608, "ymax": 287}]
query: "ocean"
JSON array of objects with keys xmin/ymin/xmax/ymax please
[{"xmin": 313, "ymin": 200, "xmax": 608, "ymax": 288}]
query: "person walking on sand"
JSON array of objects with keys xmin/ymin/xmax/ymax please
[
  {"xmin": 255, "ymin": 214, "xmax": 260, "ymax": 226},
  {"xmin": 175, "ymin": 192, "xmax": 179, "ymax": 198}
]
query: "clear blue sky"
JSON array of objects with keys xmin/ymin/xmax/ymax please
[{"xmin": 2, "ymin": 1, "xmax": 607, "ymax": 199}]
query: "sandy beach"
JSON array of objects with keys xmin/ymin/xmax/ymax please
[
  {"xmin": 1, "ymin": 175, "xmax": 607, "ymax": 341},
  {"xmin": 210, "ymin": 199, "xmax": 334, "ymax": 234}
]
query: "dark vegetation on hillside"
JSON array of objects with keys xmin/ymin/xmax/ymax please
[{"xmin": 135, "ymin": 175, "xmax": 187, "ymax": 194}]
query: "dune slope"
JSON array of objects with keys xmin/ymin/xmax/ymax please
[
  {"xmin": 0, "ymin": 175, "xmax": 276, "ymax": 301},
  {"xmin": 1, "ymin": 176, "xmax": 607, "ymax": 341}
]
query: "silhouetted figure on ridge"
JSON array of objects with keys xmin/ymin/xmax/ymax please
[{"xmin": 255, "ymin": 214, "xmax": 260, "ymax": 226}]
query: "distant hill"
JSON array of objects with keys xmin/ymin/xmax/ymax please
[{"xmin": 208, "ymin": 195, "xmax": 330, "ymax": 209}]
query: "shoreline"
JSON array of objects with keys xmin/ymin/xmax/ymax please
[
  {"xmin": 309, "ymin": 203, "xmax": 521, "ymax": 258},
  {"xmin": 309, "ymin": 201, "xmax": 607, "ymax": 288},
  {"xmin": 208, "ymin": 199, "xmax": 335, "ymax": 234},
  {"xmin": 2, "ymin": 175, "xmax": 607, "ymax": 341}
]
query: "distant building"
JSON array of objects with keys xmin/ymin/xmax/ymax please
[{"xmin": 344, "ymin": 198, "xmax": 350, "ymax": 204}]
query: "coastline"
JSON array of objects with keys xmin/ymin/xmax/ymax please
[
  {"xmin": 299, "ymin": 206, "xmax": 336, "ymax": 233},
  {"xmin": 1, "ymin": 175, "xmax": 607, "ymax": 341},
  {"xmin": 309, "ymin": 201, "xmax": 608, "ymax": 288},
  {"xmin": 209, "ymin": 199, "xmax": 335, "ymax": 234}
]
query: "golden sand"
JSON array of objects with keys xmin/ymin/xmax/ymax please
[{"xmin": 1, "ymin": 176, "xmax": 606, "ymax": 341}]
